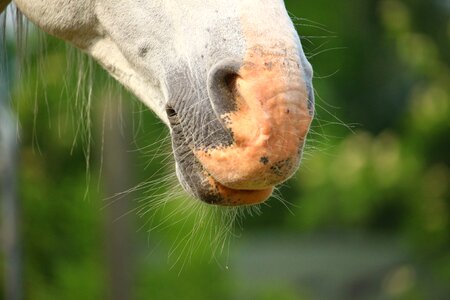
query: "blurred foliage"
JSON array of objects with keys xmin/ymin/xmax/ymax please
[{"xmin": 1, "ymin": 0, "xmax": 449, "ymax": 299}]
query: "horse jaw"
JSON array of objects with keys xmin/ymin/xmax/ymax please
[{"xmin": 88, "ymin": 37, "xmax": 169, "ymax": 124}]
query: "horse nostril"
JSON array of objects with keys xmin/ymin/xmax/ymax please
[
  {"xmin": 208, "ymin": 60, "xmax": 242, "ymax": 117},
  {"xmin": 165, "ymin": 105, "xmax": 179, "ymax": 126},
  {"xmin": 223, "ymin": 73, "xmax": 238, "ymax": 96},
  {"xmin": 212, "ymin": 71, "xmax": 240, "ymax": 115}
]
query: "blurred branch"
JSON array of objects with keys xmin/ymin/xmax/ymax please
[{"xmin": 98, "ymin": 89, "xmax": 135, "ymax": 300}]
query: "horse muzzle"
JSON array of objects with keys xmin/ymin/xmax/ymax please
[{"xmin": 187, "ymin": 47, "xmax": 314, "ymax": 206}]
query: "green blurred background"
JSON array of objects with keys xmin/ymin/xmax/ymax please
[{"xmin": 1, "ymin": 0, "xmax": 449, "ymax": 299}]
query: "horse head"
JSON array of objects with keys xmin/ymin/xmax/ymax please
[{"xmin": 11, "ymin": 0, "xmax": 314, "ymax": 206}]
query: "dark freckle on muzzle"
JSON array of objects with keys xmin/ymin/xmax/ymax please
[
  {"xmin": 270, "ymin": 158, "xmax": 293, "ymax": 177},
  {"xmin": 260, "ymin": 156, "xmax": 269, "ymax": 165},
  {"xmin": 138, "ymin": 45, "xmax": 149, "ymax": 58},
  {"xmin": 264, "ymin": 61, "xmax": 273, "ymax": 70}
]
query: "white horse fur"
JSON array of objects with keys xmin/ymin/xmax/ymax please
[{"xmin": 1, "ymin": 0, "xmax": 314, "ymax": 206}]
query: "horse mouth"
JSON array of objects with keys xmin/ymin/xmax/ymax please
[{"xmin": 200, "ymin": 173, "xmax": 274, "ymax": 206}]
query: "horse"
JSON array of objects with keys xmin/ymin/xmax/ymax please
[{"xmin": 0, "ymin": 0, "xmax": 314, "ymax": 207}]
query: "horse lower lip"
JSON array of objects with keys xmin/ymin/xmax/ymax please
[{"xmin": 207, "ymin": 175, "xmax": 273, "ymax": 206}]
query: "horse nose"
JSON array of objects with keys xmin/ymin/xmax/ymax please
[{"xmin": 199, "ymin": 54, "xmax": 313, "ymax": 192}]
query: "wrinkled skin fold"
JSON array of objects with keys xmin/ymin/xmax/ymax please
[{"xmin": 4, "ymin": 0, "xmax": 314, "ymax": 206}]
